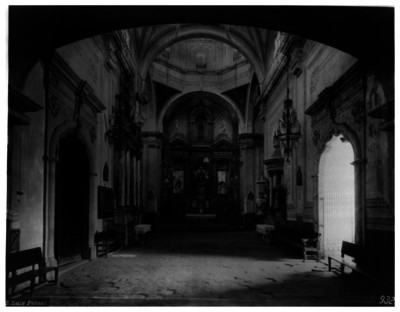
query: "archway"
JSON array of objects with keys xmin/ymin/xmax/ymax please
[
  {"xmin": 161, "ymin": 93, "xmax": 241, "ymax": 227},
  {"xmin": 318, "ymin": 135, "xmax": 355, "ymax": 257},
  {"xmin": 159, "ymin": 91, "xmax": 245, "ymax": 133},
  {"xmin": 55, "ymin": 133, "xmax": 90, "ymax": 265}
]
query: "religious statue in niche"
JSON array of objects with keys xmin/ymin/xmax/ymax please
[
  {"xmin": 366, "ymin": 75, "xmax": 386, "ymax": 112},
  {"xmin": 217, "ymin": 171, "xmax": 227, "ymax": 195},
  {"xmin": 171, "ymin": 119, "xmax": 186, "ymax": 140},
  {"xmin": 172, "ymin": 170, "xmax": 184, "ymax": 194},
  {"xmin": 173, "ymin": 119, "xmax": 181, "ymax": 133}
]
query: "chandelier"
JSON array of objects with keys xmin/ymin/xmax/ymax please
[{"xmin": 273, "ymin": 57, "xmax": 301, "ymax": 161}]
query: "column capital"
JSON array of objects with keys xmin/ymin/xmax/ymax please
[
  {"xmin": 141, "ymin": 131, "xmax": 163, "ymax": 139},
  {"xmin": 141, "ymin": 131, "xmax": 163, "ymax": 148}
]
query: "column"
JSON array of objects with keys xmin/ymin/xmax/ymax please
[
  {"xmin": 141, "ymin": 132, "xmax": 163, "ymax": 217},
  {"xmin": 239, "ymin": 133, "xmax": 263, "ymax": 227},
  {"xmin": 264, "ymin": 144, "xmax": 285, "ymax": 227}
]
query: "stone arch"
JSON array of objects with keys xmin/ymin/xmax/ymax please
[
  {"xmin": 46, "ymin": 120, "xmax": 95, "ymax": 265},
  {"xmin": 158, "ymin": 90, "xmax": 245, "ymax": 134},
  {"xmin": 246, "ymin": 73, "xmax": 261, "ymax": 133},
  {"xmin": 49, "ymin": 120, "xmax": 94, "ymax": 170},
  {"xmin": 313, "ymin": 122, "xmax": 364, "ymax": 247},
  {"xmin": 315, "ymin": 123, "xmax": 362, "ymax": 162}
]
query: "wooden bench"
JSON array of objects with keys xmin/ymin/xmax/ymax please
[
  {"xmin": 256, "ymin": 224, "xmax": 275, "ymax": 243},
  {"xmin": 135, "ymin": 224, "xmax": 151, "ymax": 243},
  {"xmin": 302, "ymin": 233, "xmax": 321, "ymax": 262},
  {"xmin": 6, "ymin": 247, "xmax": 58, "ymax": 297},
  {"xmin": 94, "ymin": 230, "xmax": 123, "ymax": 257},
  {"xmin": 328, "ymin": 241, "xmax": 377, "ymax": 282},
  {"xmin": 135, "ymin": 224, "xmax": 151, "ymax": 235}
]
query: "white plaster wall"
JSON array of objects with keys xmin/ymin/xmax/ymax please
[
  {"xmin": 263, "ymin": 40, "xmax": 357, "ymax": 225},
  {"xmin": 304, "ymin": 43, "xmax": 358, "ymax": 110},
  {"xmin": 15, "ymin": 62, "xmax": 46, "ymax": 251}
]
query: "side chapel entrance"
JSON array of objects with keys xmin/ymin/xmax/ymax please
[
  {"xmin": 318, "ymin": 135, "xmax": 355, "ymax": 257},
  {"xmin": 55, "ymin": 134, "xmax": 90, "ymax": 265}
]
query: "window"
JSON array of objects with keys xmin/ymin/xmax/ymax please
[
  {"xmin": 218, "ymin": 170, "xmax": 227, "ymax": 195},
  {"xmin": 196, "ymin": 52, "xmax": 207, "ymax": 69}
]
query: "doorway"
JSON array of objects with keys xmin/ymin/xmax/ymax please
[
  {"xmin": 318, "ymin": 135, "xmax": 355, "ymax": 258},
  {"xmin": 55, "ymin": 134, "xmax": 90, "ymax": 265}
]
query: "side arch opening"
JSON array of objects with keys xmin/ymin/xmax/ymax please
[{"xmin": 318, "ymin": 134, "xmax": 355, "ymax": 258}]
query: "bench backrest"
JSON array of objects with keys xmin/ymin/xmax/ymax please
[
  {"xmin": 6, "ymin": 247, "xmax": 45, "ymax": 272},
  {"xmin": 341, "ymin": 241, "xmax": 363, "ymax": 259}
]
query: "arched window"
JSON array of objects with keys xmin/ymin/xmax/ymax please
[
  {"xmin": 197, "ymin": 122, "xmax": 204, "ymax": 141},
  {"xmin": 196, "ymin": 52, "xmax": 207, "ymax": 69}
]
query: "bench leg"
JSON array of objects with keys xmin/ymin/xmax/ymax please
[
  {"xmin": 54, "ymin": 268, "xmax": 59, "ymax": 284},
  {"xmin": 29, "ymin": 278, "xmax": 35, "ymax": 296},
  {"xmin": 265, "ymin": 232, "xmax": 271, "ymax": 244},
  {"xmin": 340, "ymin": 263, "xmax": 345, "ymax": 275},
  {"xmin": 47, "ymin": 268, "xmax": 59, "ymax": 284},
  {"xmin": 328, "ymin": 257, "xmax": 331, "ymax": 271}
]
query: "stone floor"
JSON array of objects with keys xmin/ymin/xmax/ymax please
[{"xmin": 18, "ymin": 230, "xmax": 392, "ymax": 306}]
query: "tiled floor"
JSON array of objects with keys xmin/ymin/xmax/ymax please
[{"xmin": 19, "ymin": 231, "xmax": 392, "ymax": 306}]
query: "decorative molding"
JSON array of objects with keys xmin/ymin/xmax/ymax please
[
  {"xmin": 368, "ymin": 101, "xmax": 394, "ymax": 132},
  {"xmin": 305, "ymin": 63, "xmax": 363, "ymax": 127},
  {"xmin": 264, "ymin": 153, "xmax": 284, "ymax": 176},
  {"xmin": 89, "ymin": 126, "xmax": 97, "ymax": 143},
  {"xmin": 366, "ymin": 74, "xmax": 386, "ymax": 114},
  {"xmin": 261, "ymin": 34, "xmax": 305, "ymax": 102},
  {"xmin": 154, "ymin": 57, "xmax": 249, "ymax": 76},
  {"xmin": 141, "ymin": 131, "xmax": 163, "ymax": 148},
  {"xmin": 8, "ymin": 87, "xmax": 42, "ymax": 125},
  {"xmin": 114, "ymin": 30, "xmax": 137, "ymax": 76},
  {"xmin": 351, "ymin": 100, "xmax": 364, "ymax": 124},
  {"xmin": 50, "ymin": 52, "xmax": 106, "ymax": 121},
  {"xmin": 310, "ymin": 65, "xmax": 320, "ymax": 94},
  {"xmin": 312, "ymin": 129, "xmax": 320, "ymax": 146}
]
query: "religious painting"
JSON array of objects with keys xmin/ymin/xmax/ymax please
[
  {"xmin": 173, "ymin": 170, "xmax": 184, "ymax": 194},
  {"xmin": 217, "ymin": 171, "xmax": 227, "ymax": 195}
]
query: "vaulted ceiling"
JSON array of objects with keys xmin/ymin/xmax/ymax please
[
  {"xmin": 132, "ymin": 24, "xmax": 273, "ymax": 78},
  {"xmin": 9, "ymin": 6, "xmax": 394, "ymax": 89}
]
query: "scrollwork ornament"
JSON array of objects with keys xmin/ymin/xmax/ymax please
[
  {"xmin": 312, "ymin": 129, "xmax": 320, "ymax": 146},
  {"xmin": 89, "ymin": 126, "xmax": 97, "ymax": 143}
]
